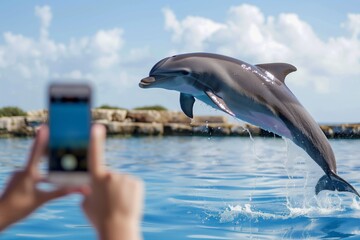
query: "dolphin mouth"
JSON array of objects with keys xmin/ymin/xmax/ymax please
[{"xmin": 139, "ymin": 77, "xmax": 156, "ymax": 88}]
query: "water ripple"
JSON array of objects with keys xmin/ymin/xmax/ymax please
[{"xmin": 0, "ymin": 137, "xmax": 360, "ymax": 239}]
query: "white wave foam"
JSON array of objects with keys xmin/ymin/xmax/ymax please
[
  {"xmin": 220, "ymin": 204, "xmax": 281, "ymax": 223},
  {"xmin": 351, "ymin": 196, "xmax": 360, "ymax": 210},
  {"xmin": 219, "ymin": 196, "xmax": 360, "ymax": 223}
]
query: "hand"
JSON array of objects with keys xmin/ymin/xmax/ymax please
[
  {"xmin": 0, "ymin": 126, "xmax": 86, "ymax": 231},
  {"xmin": 82, "ymin": 125, "xmax": 144, "ymax": 240}
]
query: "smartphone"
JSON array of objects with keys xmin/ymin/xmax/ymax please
[{"xmin": 48, "ymin": 83, "xmax": 92, "ymax": 186}]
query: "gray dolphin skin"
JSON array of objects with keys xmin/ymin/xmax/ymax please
[{"xmin": 139, "ymin": 52, "xmax": 359, "ymax": 197}]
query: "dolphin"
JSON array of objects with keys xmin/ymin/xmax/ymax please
[{"xmin": 139, "ymin": 52, "xmax": 359, "ymax": 197}]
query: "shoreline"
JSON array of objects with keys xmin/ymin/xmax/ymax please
[{"xmin": 0, "ymin": 109, "xmax": 359, "ymax": 139}]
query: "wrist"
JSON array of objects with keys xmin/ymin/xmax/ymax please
[
  {"xmin": 0, "ymin": 199, "xmax": 12, "ymax": 231},
  {"xmin": 97, "ymin": 218, "xmax": 142, "ymax": 240}
]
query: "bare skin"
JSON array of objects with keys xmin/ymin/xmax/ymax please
[
  {"xmin": 0, "ymin": 125, "xmax": 144, "ymax": 240},
  {"xmin": 0, "ymin": 126, "xmax": 87, "ymax": 231},
  {"xmin": 82, "ymin": 124, "xmax": 144, "ymax": 240}
]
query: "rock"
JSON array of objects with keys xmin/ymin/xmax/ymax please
[
  {"xmin": 123, "ymin": 118, "xmax": 133, "ymax": 123},
  {"xmin": 230, "ymin": 125, "xmax": 248, "ymax": 136},
  {"xmin": 192, "ymin": 123, "xmax": 231, "ymax": 136},
  {"xmin": 192, "ymin": 125, "xmax": 210, "ymax": 135},
  {"xmin": 25, "ymin": 116, "xmax": 47, "ymax": 127},
  {"xmin": 158, "ymin": 111, "xmax": 191, "ymax": 124},
  {"xmin": 319, "ymin": 124, "xmax": 360, "ymax": 139},
  {"xmin": 107, "ymin": 122, "xmax": 136, "ymax": 135},
  {"xmin": 92, "ymin": 109, "xmax": 127, "ymax": 122},
  {"xmin": 2, "ymin": 108, "xmax": 359, "ymax": 139},
  {"xmin": 320, "ymin": 125, "xmax": 334, "ymax": 138},
  {"xmin": 27, "ymin": 109, "xmax": 48, "ymax": 118},
  {"xmin": 210, "ymin": 124, "xmax": 231, "ymax": 136},
  {"xmin": 92, "ymin": 109, "xmax": 112, "ymax": 121},
  {"xmin": 0, "ymin": 117, "xmax": 26, "ymax": 132},
  {"xmin": 112, "ymin": 110, "xmax": 127, "ymax": 122},
  {"xmin": 133, "ymin": 123, "xmax": 164, "ymax": 135},
  {"xmin": 12, "ymin": 126, "xmax": 35, "ymax": 137},
  {"xmin": 244, "ymin": 124, "xmax": 262, "ymax": 136},
  {"xmin": 93, "ymin": 119, "xmax": 110, "ymax": 126},
  {"xmin": 354, "ymin": 124, "xmax": 360, "ymax": 135},
  {"xmin": 192, "ymin": 116, "xmax": 228, "ymax": 124},
  {"xmin": 126, "ymin": 110, "xmax": 162, "ymax": 123},
  {"xmin": 106, "ymin": 122, "xmax": 164, "ymax": 136},
  {"xmin": 163, "ymin": 123, "xmax": 193, "ymax": 135}
]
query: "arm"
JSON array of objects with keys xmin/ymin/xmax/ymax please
[
  {"xmin": 81, "ymin": 125, "xmax": 144, "ymax": 240},
  {"xmin": 0, "ymin": 126, "xmax": 86, "ymax": 231}
]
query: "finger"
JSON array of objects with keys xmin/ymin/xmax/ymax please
[
  {"xmin": 38, "ymin": 186, "xmax": 91, "ymax": 204},
  {"xmin": 25, "ymin": 125, "xmax": 49, "ymax": 174},
  {"xmin": 89, "ymin": 124, "xmax": 107, "ymax": 178},
  {"xmin": 81, "ymin": 196, "xmax": 89, "ymax": 212}
]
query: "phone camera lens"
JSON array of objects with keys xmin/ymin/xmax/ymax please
[{"xmin": 61, "ymin": 154, "xmax": 78, "ymax": 170}]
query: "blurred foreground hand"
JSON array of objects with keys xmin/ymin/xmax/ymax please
[
  {"xmin": 82, "ymin": 124, "xmax": 144, "ymax": 240},
  {"xmin": 0, "ymin": 126, "xmax": 87, "ymax": 231},
  {"xmin": 0, "ymin": 124, "xmax": 144, "ymax": 240}
]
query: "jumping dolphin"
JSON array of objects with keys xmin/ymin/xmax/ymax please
[{"xmin": 139, "ymin": 52, "xmax": 359, "ymax": 197}]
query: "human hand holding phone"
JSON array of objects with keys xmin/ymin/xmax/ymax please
[
  {"xmin": 48, "ymin": 83, "xmax": 144, "ymax": 240},
  {"xmin": 82, "ymin": 124, "xmax": 144, "ymax": 240},
  {"xmin": 0, "ymin": 126, "xmax": 87, "ymax": 231},
  {"xmin": 1, "ymin": 83, "xmax": 144, "ymax": 239}
]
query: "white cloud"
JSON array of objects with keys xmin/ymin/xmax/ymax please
[
  {"xmin": 343, "ymin": 13, "xmax": 360, "ymax": 38},
  {"xmin": 35, "ymin": 5, "xmax": 52, "ymax": 39},
  {"xmin": 163, "ymin": 5, "xmax": 360, "ymax": 95},
  {"xmin": 126, "ymin": 47, "xmax": 151, "ymax": 63},
  {"xmin": 0, "ymin": 5, "xmax": 149, "ymax": 108},
  {"xmin": 0, "ymin": 48, "xmax": 4, "ymax": 67},
  {"xmin": 91, "ymin": 29, "xmax": 124, "ymax": 69},
  {"xmin": 92, "ymin": 29, "xmax": 123, "ymax": 54},
  {"xmin": 163, "ymin": 7, "xmax": 226, "ymax": 51}
]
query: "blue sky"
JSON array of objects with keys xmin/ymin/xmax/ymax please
[{"xmin": 0, "ymin": 1, "xmax": 359, "ymax": 123}]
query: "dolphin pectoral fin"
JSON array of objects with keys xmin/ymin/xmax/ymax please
[
  {"xmin": 180, "ymin": 93, "xmax": 195, "ymax": 118},
  {"xmin": 204, "ymin": 90, "xmax": 235, "ymax": 117},
  {"xmin": 315, "ymin": 173, "xmax": 360, "ymax": 197},
  {"xmin": 255, "ymin": 63, "xmax": 297, "ymax": 83}
]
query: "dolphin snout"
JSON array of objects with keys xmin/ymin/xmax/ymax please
[{"xmin": 139, "ymin": 77, "xmax": 156, "ymax": 88}]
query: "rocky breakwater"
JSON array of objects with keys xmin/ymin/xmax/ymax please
[
  {"xmin": 93, "ymin": 109, "xmax": 257, "ymax": 137},
  {"xmin": 0, "ymin": 110, "xmax": 47, "ymax": 137},
  {"xmin": 0, "ymin": 109, "xmax": 359, "ymax": 138},
  {"xmin": 320, "ymin": 124, "xmax": 360, "ymax": 139}
]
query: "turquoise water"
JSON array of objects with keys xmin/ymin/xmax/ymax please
[{"xmin": 0, "ymin": 136, "xmax": 360, "ymax": 239}]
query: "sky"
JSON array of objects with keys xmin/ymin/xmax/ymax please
[{"xmin": 0, "ymin": 1, "xmax": 359, "ymax": 123}]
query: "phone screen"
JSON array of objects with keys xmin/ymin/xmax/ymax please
[{"xmin": 48, "ymin": 84, "xmax": 91, "ymax": 172}]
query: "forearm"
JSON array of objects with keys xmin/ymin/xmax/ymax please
[
  {"xmin": 97, "ymin": 220, "xmax": 142, "ymax": 240},
  {"xmin": 0, "ymin": 198, "xmax": 27, "ymax": 232},
  {"xmin": 0, "ymin": 200, "xmax": 13, "ymax": 231}
]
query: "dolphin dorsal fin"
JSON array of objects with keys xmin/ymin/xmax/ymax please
[
  {"xmin": 204, "ymin": 90, "xmax": 235, "ymax": 117},
  {"xmin": 180, "ymin": 93, "xmax": 195, "ymax": 118},
  {"xmin": 255, "ymin": 63, "xmax": 297, "ymax": 83}
]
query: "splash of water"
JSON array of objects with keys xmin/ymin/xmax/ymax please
[{"xmin": 219, "ymin": 197, "xmax": 360, "ymax": 224}]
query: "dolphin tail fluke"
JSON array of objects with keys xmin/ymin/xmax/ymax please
[{"xmin": 315, "ymin": 173, "xmax": 360, "ymax": 197}]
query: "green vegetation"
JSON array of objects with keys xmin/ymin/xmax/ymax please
[
  {"xmin": 133, "ymin": 105, "xmax": 167, "ymax": 111},
  {"xmin": 0, "ymin": 106, "xmax": 27, "ymax": 117},
  {"xmin": 97, "ymin": 104, "xmax": 127, "ymax": 110}
]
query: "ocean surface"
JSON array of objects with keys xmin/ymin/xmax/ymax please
[{"xmin": 0, "ymin": 136, "xmax": 359, "ymax": 239}]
